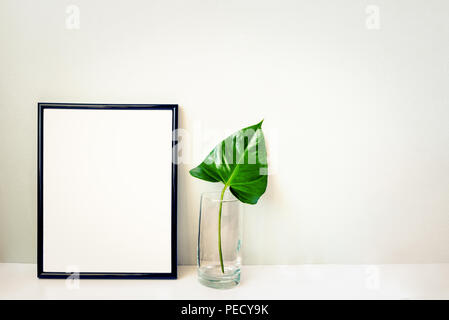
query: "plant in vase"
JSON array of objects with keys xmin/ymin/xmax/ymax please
[{"xmin": 190, "ymin": 120, "xmax": 267, "ymax": 288}]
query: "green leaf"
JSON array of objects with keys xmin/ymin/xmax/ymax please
[{"xmin": 189, "ymin": 120, "xmax": 268, "ymax": 204}]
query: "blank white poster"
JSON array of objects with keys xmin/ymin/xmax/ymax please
[{"xmin": 42, "ymin": 108, "xmax": 173, "ymax": 273}]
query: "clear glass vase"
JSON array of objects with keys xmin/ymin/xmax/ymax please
[{"xmin": 197, "ymin": 191, "xmax": 243, "ymax": 289}]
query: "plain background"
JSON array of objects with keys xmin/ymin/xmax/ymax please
[{"xmin": 0, "ymin": 0, "xmax": 448, "ymax": 265}]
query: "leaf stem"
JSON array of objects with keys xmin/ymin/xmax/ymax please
[{"xmin": 218, "ymin": 184, "xmax": 228, "ymax": 273}]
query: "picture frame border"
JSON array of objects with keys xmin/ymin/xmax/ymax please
[{"xmin": 37, "ymin": 103, "xmax": 178, "ymax": 279}]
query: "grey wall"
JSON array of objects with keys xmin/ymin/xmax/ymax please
[{"xmin": 1, "ymin": 0, "xmax": 448, "ymax": 264}]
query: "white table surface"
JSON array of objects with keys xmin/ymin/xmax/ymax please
[{"xmin": 0, "ymin": 263, "xmax": 448, "ymax": 300}]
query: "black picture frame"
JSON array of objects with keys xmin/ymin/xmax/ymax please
[{"xmin": 37, "ymin": 103, "xmax": 178, "ymax": 279}]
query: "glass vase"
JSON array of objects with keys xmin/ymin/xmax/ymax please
[{"xmin": 197, "ymin": 191, "xmax": 243, "ymax": 289}]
